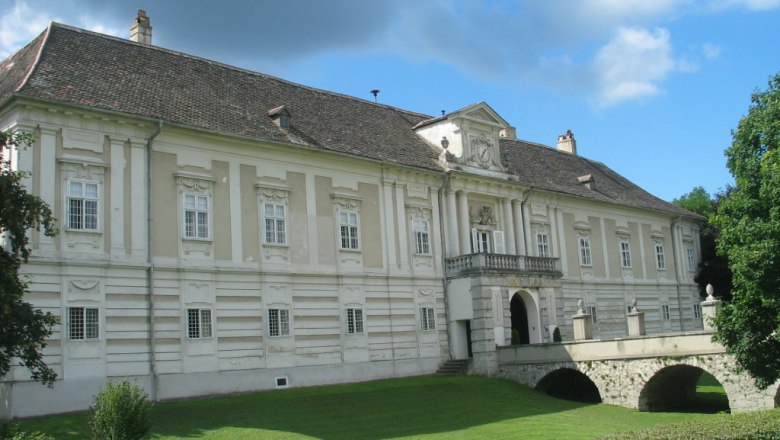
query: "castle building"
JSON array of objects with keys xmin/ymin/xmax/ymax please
[{"xmin": 0, "ymin": 12, "xmax": 702, "ymax": 418}]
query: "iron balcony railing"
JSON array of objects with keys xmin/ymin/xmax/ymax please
[{"xmin": 444, "ymin": 253, "xmax": 562, "ymax": 278}]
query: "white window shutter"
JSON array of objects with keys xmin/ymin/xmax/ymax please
[
  {"xmin": 471, "ymin": 228, "xmax": 478, "ymax": 253},
  {"xmin": 493, "ymin": 230, "xmax": 505, "ymax": 254}
]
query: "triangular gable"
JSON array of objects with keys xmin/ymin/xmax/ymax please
[{"xmin": 448, "ymin": 102, "xmax": 510, "ymax": 128}]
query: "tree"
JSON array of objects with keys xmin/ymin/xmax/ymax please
[
  {"xmin": 672, "ymin": 186, "xmax": 733, "ymax": 300},
  {"xmin": 711, "ymin": 73, "xmax": 780, "ymax": 389},
  {"xmin": 0, "ymin": 131, "xmax": 58, "ymax": 386}
]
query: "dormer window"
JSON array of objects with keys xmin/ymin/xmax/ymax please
[{"xmin": 268, "ymin": 105, "xmax": 291, "ymax": 128}]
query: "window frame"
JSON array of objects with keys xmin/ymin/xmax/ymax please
[
  {"xmin": 579, "ymin": 235, "xmax": 592, "ymax": 266},
  {"xmin": 420, "ymin": 306, "xmax": 436, "ymax": 331},
  {"xmin": 66, "ymin": 180, "xmax": 101, "ymax": 232},
  {"xmin": 655, "ymin": 243, "xmax": 666, "ymax": 270},
  {"xmin": 412, "ymin": 218, "xmax": 431, "ymax": 255},
  {"xmin": 346, "ymin": 308, "xmax": 364, "ymax": 334},
  {"xmin": 68, "ymin": 306, "xmax": 100, "ymax": 340},
  {"xmin": 268, "ymin": 308, "xmax": 291, "ymax": 337},
  {"xmin": 661, "ymin": 304, "xmax": 671, "ymax": 321},
  {"xmin": 537, "ymin": 232, "xmax": 549, "ymax": 258},
  {"xmin": 619, "ymin": 240, "xmax": 632, "ymax": 268},
  {"xmin": 183, "ymin": 193, "xmax": 211, "ymax": 240},
  {"xmin": 686, "ymin": 245, "xmax": 696, "ymax": 272},
  {"xmin": 186, "ymin": 308, "xmax": 213, "ymax": 339},
  {"xmin": 587, "ymin": 305, "xmax": 598, "ymax": 324},
  {"xmin": 338, "ymin": 210, "xmax": 360, "ymax": 250},
  {"xmin": 693, "ymin": 304, "xmax": 702, "ymax": 319},
  {"xmin": 262, "ymin": 201, "xmax": 288, "ymax": 246}
]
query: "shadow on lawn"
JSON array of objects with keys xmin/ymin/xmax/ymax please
[{"xmin": 149, "ymin": 376, "xmax": 595, "ymax": 439}]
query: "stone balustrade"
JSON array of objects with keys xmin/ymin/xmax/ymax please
[{"xmin": 444, "ymin": 253, "xmax": 561, "ymax": 277}]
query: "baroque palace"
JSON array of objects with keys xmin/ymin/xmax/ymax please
[{"xmin": 0, "ymin": 12, "xmax": 702, "ymax": 417}]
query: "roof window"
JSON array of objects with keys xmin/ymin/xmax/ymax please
[{"xmin": 268, "ymin": 105, "xmax": 291, "ymax": 128}]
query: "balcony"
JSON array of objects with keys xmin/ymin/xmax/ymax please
[{"xmin": 444, "ymin": 253, "xmax": 562, "ymax": 278}]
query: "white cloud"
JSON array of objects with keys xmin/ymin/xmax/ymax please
[
  {"xmin": 592, "ymin": 27, "xmax": 678, "ymax": 107},
  {"xmin": 77, "ymin": 16, "xmax": 121, "ymax": 38},
  {"xmin": 0, "ymin": 1, "xmax": 53, "ymax": 58},
  {"xmin": 708, "ymin": 0, "xmax": 780, "ymax": 11},
  {"xmin": 702, "ymin": 42, "xmax": 722, "ymax": 60}
]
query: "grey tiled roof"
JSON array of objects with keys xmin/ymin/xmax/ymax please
[
  {"xmin": 0, "ymin": 23, "xmax": 441, "ymax": 171},
  {"xmin": 0, "ymin": 23, "xmax": 696, "ymax": 219},
  {"xmin": 500, "ymin": 138, "xmax": 697, "ymax": 217}
]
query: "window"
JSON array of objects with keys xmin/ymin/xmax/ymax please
[
  {"xmin": 67, "ymin": 181, "xmax": 99, "ymax": 231},
  {"xmin": 263, "ymin": 203, "xmax": 287, "ymax": 245},
  {"xmin": 413, "ymin": 219, "xmax": 430, "ymax": 254},
  {"xmin": 184, "ymin": 194, "xmax": 209, "ymax": 239},
  {"xmin": 620, "ymin": 240, "xmax": 632, "ymax": 268},
  {"xmin": 339, "ymin": 211, "xmax": 359, "ymax": 250},
  {"xmin": 587, "ymin": 305, "xmax": 597, "ymax": 324},
  {"xmin": 346, "ymin": 308, "xmax": 364, "ymax": 334},
  {"xmin": 472, "ymin": 229, "xmax": 490, "ymax": 253},
  {"xmin": 686, "ymin": 246, "xmax": 696, "ymax": 271},
  {"xmin": 693, "ymin": 304, "xmax": 702, "ymax": 319},
  {"xmin": 420, "ymin": 307, "xmax": 436, "ymax": 331},
  {"xmin": 537, "ymin": 233, "xmax": 549, "ymax": 257},
  {"xmin": 662, "ymin": 304, "xmax": 670, "ymax": 321},
  {"xmin": 579, "ymin": 236, "xmax": 592, "ymax": 266},
  {"xmin": 187, "ymin": 308, "xmax": 212, "ymax": 338},
  {"xmin": 268, "ymin": 308, "xmax": 290, "ymax": 337},
  {"xmin": 68, "ymin": 307, "xmax": 99, "ymax": 340},
  {"xmin": 655, "ymin": 244, "xmax": 666, "ymax": 270}
]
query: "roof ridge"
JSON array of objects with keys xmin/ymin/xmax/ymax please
[
  {"xmin": 501, "ymin": 136, "xmax": 608, "ymax": 168},
  {"xmin": 46, "ymin": 22, "xmax": 434, "ymax": 121}
]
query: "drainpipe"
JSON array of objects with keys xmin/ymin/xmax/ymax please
[
  {"xmin": 146, "ymin": 120, "xmax": 163, "ymax": 401},
  {"xmin": 670, "ymin": 216, "xmax": 685, "ymax": 332},
  {"xmin": 438, "ymin": 172, "xmax": 453, "ymax": 360},
  {"xmin": 519, "ymin": 189, "xmax": 532, "ymax": 255}
]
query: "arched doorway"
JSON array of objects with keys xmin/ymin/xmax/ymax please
[
  {"xmin": 639, "ymin": 365, "xmax": 730, "ymax": 413},
  {"xmin": 510, "ymin": 293, "xmax": 530, "ymax": 344},
  {"xmin": 536, "ymin": 368, "xmax": 601, "ymax": 403}
]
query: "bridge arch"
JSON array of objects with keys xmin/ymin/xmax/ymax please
[
  {"xmin": 510, "ymin": 290, "xmax": 541, "ymax": 344},
  {"xmin": 638, "ymin": 363, "xmax": 731, "ymax": 412},
  {"xmin": 535, "ymin": 367, "xmax": 601, "ymax": 403}
]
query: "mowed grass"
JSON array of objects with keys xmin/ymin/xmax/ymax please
[{"xmin": 20, "ymin": 375, "xmax": 710, "ymax": 439}]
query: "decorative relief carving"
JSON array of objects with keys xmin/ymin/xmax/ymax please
[
  {"xmin": 331, "ymin": 195, "xmax": 361, "ymax": 209},
  {"xmin": 70, "ymin": 280, "xmax": 99, "ymax": 291},
  {"xmin": 174, "ymin": 172, "xmax": 214, "ymax": 195},
  {"xmin": 469, "ymin": 204, "xmax": 496, "ymax": 226},
  {"xmin": 418, "ymin": 288, "xmax": 433, "ymax": 297}
]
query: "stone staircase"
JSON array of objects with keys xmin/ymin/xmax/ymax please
[{"xmin": 436, "ymin": 359, "xmax": 470, "ymax": 376}]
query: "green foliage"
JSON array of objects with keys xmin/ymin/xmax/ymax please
[
  {"xmin": 552, "ymin": 326, "xmax": 562, "ymax": 342},
  {"xmin": 90, "ymin": 380, "xmax": 153, "ymax": 440},
  {"xmin": 673, "ymin": 186, "xmax": 713, "ymax": 217},
  {"xmin": 0, "ymin": 131, "xmax": 58, "ymax": 386},
  {"xmin": 598, "ymin": 408, "xmax": 780, "ymax": 439},
  {"xmin": 511, "ymin": 329, "xmax": 520, "ymax": 345},
  {"xmin": 712, "ymin": 73, "xmax": 780, "ymax": 389},
  {"xmin": 673, "ymin": 186, "xmax": 734, "ymax": 299},
  {"xmin": 0, "ymin": 422, "xmax": 54, "ymax": 440}
]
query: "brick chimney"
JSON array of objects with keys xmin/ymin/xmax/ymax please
[
  {"xmin": 130, "ymin": 10, "xmax": 152, "ymax": 45},
  {"xmin": 556, "ymin": 129, "xmax": 577, "ymax": 155}
]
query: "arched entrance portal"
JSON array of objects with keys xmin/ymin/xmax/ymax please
[
  {"xmin": 510, "ymin": 293, "xmax": 529, "ymax": 344},
  {"xmin": 536, "ymin": 368, "xmax": 601, "ymax": 403},
  {"xmin": 639, "ymin": 365, "xmax": 730, "ymax": 413},
  {"xmin": 510, "ymin": 291, "xmax": 540, "ymax": 344}
]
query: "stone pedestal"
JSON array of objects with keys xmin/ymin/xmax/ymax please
[
  {"xmin": 701, "ymin": 299, "xmax": 721, "ymax": 332},
  {"xmin": 627, "ymin": 311, "xmax": 646, "ymax": 337},
  {"xmin": 572, "ymin": 312, "xmax": 593, "ymax": 341}
]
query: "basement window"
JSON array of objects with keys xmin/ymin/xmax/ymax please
[{"xmin": 275, "ymin": 376, "xmax": 289, "ymax": 388}]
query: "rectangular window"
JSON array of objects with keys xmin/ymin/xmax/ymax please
[
  {"xmin": 579, "ymin": 236, "xmax": 592, "ymax": 266},
  {"xmin": 420, "ymin": 307, "xmax": 436, "ymax": 331},
  {"xmin": 68, "ymin": 307, "xmax": 99, "ymax": 340},
  {"xmin": 187, "ymin": 308, "xmax": 212, "ymax": 339},
  {"xmin": 346, "ymin": 308, "xmax": 364, "ymax": 334},
  {"xmin": 413, "ymin": 219, "xmax": 430, "ymax": 254},
  {"xmin": 184, "ymin": 194, "xmax": 209, "ymax": 239},
  {"xmin": 620, "ymin": 240, "xmax": 632, "ymax": 268},
  {"xmin": 268, "ymin": 308, "xmax": 290, "ymax": 337},
  {"xmin": 693, "ymin": 304, "xmax": 702, "ymax": 319},
  {"xmin": 67, "ymin": 181, "xmax": 99, "ymax": 231},
  {"xmin": 493, "ymin": 230, "xmax": 505, "ymax": 254},
  {"xmin": 662, "ymin": 304, "xmax": 671, "ymax": 321},
  {"xmin": 339, "ymin": 212, "xmax": 359, "ymax": 249},
  {"xmin": 263, "ymin": 203, "xmax": 287, "ymax": 245},
  {"xmin": 655, "ymin": 244, "xmax": 666, "ymax": 270},
  {"xmin": 472, "ymin": 229, "xmax": 491, "ymax": 253},
  {"xmin": 587, "ymin": 305, "xmax": 597, "ymax": 324},
  {"xmin": 686, "ymin": 246, "xmax": 696, "ymax": 271},
  {"xmin": 537, "ymin": 233, "xmax": 549, "ymax": 257}
]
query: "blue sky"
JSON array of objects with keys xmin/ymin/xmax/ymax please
[{"xmin": 1, "ymin": 0, "xmax": 778, "ymax": 201}]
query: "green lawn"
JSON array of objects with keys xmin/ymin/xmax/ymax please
[{"xmin": 19, "ymin": 375, "xmax": 711, "ymax": 439}]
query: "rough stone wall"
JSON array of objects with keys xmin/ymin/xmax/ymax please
[{"xmin": 499, "ymin": 354, "xmax": 778, "ymax": 413}]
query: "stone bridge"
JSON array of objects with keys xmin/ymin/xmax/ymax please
[{"xmin": 497, "ymin": 331, "xmax": 779, "ymax": 413}]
